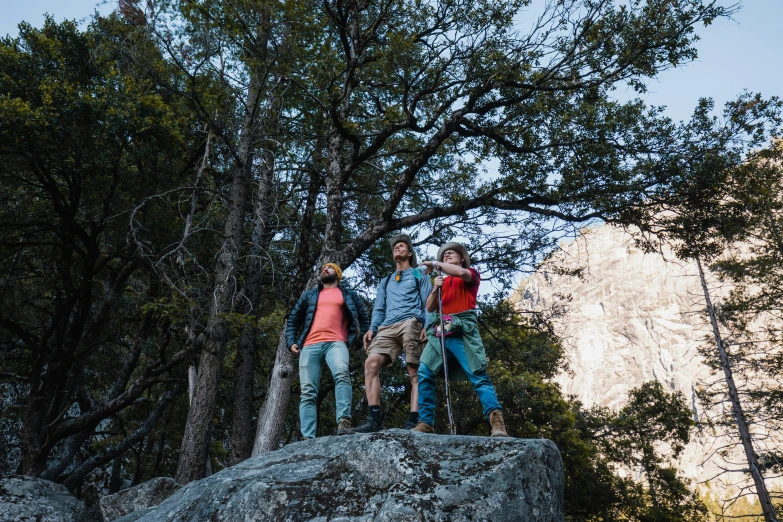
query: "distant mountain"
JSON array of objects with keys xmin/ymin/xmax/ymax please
[{"xmin": 517, "ymin": 224, "xmax": 777, "ymax": 503}]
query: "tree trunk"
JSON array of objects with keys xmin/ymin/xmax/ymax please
[
  {"xmin": 63, "ymin": 384, "xmax": 183, "ymax": 491},
  {"xmin": 231, "ymin": 150, "xmax": 276, "ymax": 464},
  {"xmin": 17, "ymin": 395, "xmax": 48, "ymax": 476},
  {"xmin": 251, "ymin": 255, "xmax": 321, "ymax": 455},
  {"xmin": 188, "ymin": 364, "xmax": 197, "ymax": 401},
  {"xmin": 40, "ymin": 430, "xmax": 93, "ymax": 482},
  {"xmin": 697, "ymin": 258, "xmax": 778, "ymax": 522},
  {"xmin": 642, "ymin": 447, "xmax": 658, "ymax": 508},
  {"xmin": 251, "ymin": 163, "xmax": 322, "ymax": 454},
  {"xmin": 18, "ymin": 257, "xmax": 138, "ymax": 477},
  {"xmin": 175, "ymin": 75, "xmax": 262, "ymax": 484},
  {"xmin": 109, "ymin": 455, "xmax": 123, "ymax": 494},
  {"xmin": 322, "ymin": 129, "xmax": 345, "ymax": 255},
  {"xmin": 231, "ymin": 323, "xmax": 258, "ymax": 463},
  {"xmin": 251, "ymin": 330, "xmax": 296, "ymax": 455}
]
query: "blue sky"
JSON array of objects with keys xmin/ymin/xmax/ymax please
[
  {"xmin": 1, "ymin": 0, "xmax": 113, "ymax": 38},
  {"xmin": 623, "ymin": 1, "xmax": 782, "ymax": 123}
]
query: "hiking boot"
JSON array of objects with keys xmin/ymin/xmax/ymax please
[
  {"xmin": 336, "ymin": 418, "xmax": 352, "ymax": 435},
  {"xmin": 351, "ymin": 418, "xmax": 384, "ymax": 433},
  {"xmin": 410, "ymin": 422, "xmax": 435, "ymax": 433},
  {"xmin": 402, "ymin": 420, "xmax": 417, "ymax": 430},
  {"xmin": 489, "ymin": 410, "xmax": 508, "ymax": 437}
]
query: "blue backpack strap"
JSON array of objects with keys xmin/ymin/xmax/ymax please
[
  {"xmin": 414, "ymin": 275, "xmax": 423, "ymax": 309},
  {"xmin": 381, "ymin": 274, "xmax": 392, "ymax": 309}
]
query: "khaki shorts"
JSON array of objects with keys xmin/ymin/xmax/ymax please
[{"xmin": 368, "ymin": 317, "xmax": 425, "ymax": 366}]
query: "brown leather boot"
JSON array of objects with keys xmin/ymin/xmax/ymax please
[
  {"xmin": 489, "ymin": 410, "xmax": 508, "ymax": 437},
  {"xmin": 411, "ymin": 422, "xmax": 435, "ymax": 433},
  {"xmin": 336, "ymin": 417, "xmax": 352, "ymax": 435}
]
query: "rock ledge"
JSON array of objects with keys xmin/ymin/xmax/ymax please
[
  {"xmin": 130, "ymin": 429, "xmax": 563, "ymax": 522},
  {"xmin": 0, "ymin": 474, "xmax": 85, "ymax": 522}
]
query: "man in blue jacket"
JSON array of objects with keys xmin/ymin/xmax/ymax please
[
  {"xmin": 353, "ymin": 234, "xmax": 432, "ymax": 433},
  {"xmin": 286, "ymin": 263, "xmax": 370, "ymax": 439}
]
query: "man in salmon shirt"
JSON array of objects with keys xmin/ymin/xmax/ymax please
[
  {"xmin": 286, "ymin": 263, "xmax": 370, "ymax": 439},
  {"xmin": 413, "ymin": 242, "xmax": 508, "ymax": 437}
]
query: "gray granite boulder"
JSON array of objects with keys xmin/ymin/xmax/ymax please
[
  {"xmin": 0, "ymin": 474, "xmax": 85, "ymax": 522},
  {"xmin": 131, "ymin": 429, "xmax": 564, "ymax": 522},
  {"xmin": 100, "ymin": 477, "xmax": 181, "ymax": 522}
]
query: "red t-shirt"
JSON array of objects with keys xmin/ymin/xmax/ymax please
[
  {"xmin": 441, "ymin": 268, "xmax": 480, "ymax": 314},
  {"xmin": 304, "ymin": 288, "xmax": 349, "ymax": 346}
]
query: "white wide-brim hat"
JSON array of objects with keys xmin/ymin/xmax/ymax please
[{"xmin": 437, "ymin": 242, "xmax": 470, "ymax": 268}]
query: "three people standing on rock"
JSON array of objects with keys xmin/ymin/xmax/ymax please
[{"xmin": 286, "ymin": 238, "xmax": 507, "ymax": 439}]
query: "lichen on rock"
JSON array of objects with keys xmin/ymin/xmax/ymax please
[{"xmin": 127, "ymin": 430, "xmax": 563, "ymax": 522}]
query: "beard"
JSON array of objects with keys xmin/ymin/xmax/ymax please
[{"xmin": 320, "ymin": 273, "xmax": 337, "ymax": 284}]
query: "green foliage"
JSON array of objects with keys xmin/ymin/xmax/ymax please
[
  {"xmin": 701, "ymin": 488, "xmax": 783, "ymax": 521},
  {"xmin": 592, "ymin": 382, "xmax": 707, "ymax": 521},
  {"xmin": 630, "ymin": 97, "xmax": 782, "ymax": 261},
  {"xmin": 606, "ymin": 382, "xmax": 694, "ymax": 468},
  {"xmin": 0, "ymin": 15, "xmax": 199, "ymax": 488}
]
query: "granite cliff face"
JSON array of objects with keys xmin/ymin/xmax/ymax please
[
  {"xmin": 520, "ymin": 225, "xmax": 714, "ymax": 411},
  {"xmin": 517, "ymin": 225, "xmax": 750, "ymax": 492}
]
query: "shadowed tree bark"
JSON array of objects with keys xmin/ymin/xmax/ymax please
[
  {"xmin": 253, "ymin": 158, "xmax": 323, "ymax": 455},
  {"xmin": 231, "ymin": 149, "xmax": 277, "ymax": 464},
  {"xmin": 175, "ymin": 71, "xmax": 264, "ymax": 483}
]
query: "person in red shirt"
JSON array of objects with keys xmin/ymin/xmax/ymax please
[{"xmin": 413, "ymin": 242, "xmax": 508, "ymax": 436}]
